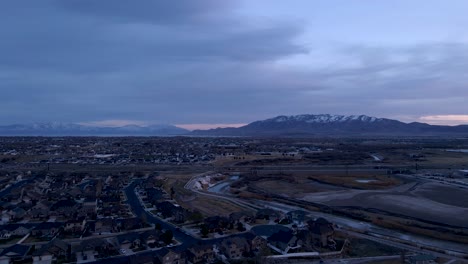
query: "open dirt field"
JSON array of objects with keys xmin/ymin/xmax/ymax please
[
  {"xmin": 179, "ymin": 195, "xmax": 246, "ymax": 217},
  {"xmin": 414, "ymin": 182, "xmax": 468, "ymax": 208},
  {"xmin": 248, "ymin": 171, "xmax": 401, "ymax": 200},
  {"xmin": 307, "ymin": 173, "xmax": 401, "ymax": 190},
  {"xmin": 252, "ymin": 180, "xmax": 334, "ymax": 198},
  {"xmin": 302, "ymin": 181, "xmax": 468, "ymax": 228}
]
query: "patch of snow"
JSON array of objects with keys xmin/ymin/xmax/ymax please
[
  {"xmin": 94, "ymin": 154, "xmax": 115, "ymax": 158},
  {"xmin": 370, "ymin": 154, "xmax": 382, "ymax": 161},
  {"xmin": 265, "ymin": 114, "xmax": 383, "ymax": 124},
  {"xmin": 274, "ymin": 116, "xmax": 288, "ymax": 122},
  {"xmin": 355, "ymin": 179, "xmax": 377, "ymax": 183}
]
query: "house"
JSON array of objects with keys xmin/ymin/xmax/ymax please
[
  {"xmin": 155, "ymin": 248, "xmax": 186, "ymax": 264},
  {"xmin": 101, "ymin": 204, "xmax": 127, "ymax": 217},
  {"xmin": 8, "ymin": 207, "xmax": 26, "ymax": 221},
  {"xmin": 94, "ymin": 218, "xmax": 115, "ymax": 234},
  {"xmin": 33, "ymin": 201, "xmax": 53, "ymax": 211},
  {"xmin": 28, "ymin": 208, "xmax": 50, "ymax": 220},
  {"xmin": 186, "ymin": 244, "xmax": 215, "ymax": 264},
  {"xmin": 33, "ymin": 239, "xmax": 70, "ymax": 264},
  {"xmin": 116, "ymin": 232, "xmax": 142, "ymax": 250},
  {"xmin": 307, "ymin": 218, "xmax": 335, "ymax": 248},
  {"xmin": 204, "ymin": 216, "xmax": 230, "ymax": 233},
  {"xmin": 51, "ymin": 199, "xmax": 78, "ymax": 216},
  {"xmin": 140, "ymin": 230, "xmax": 162, "ymax": 248},
  {"xmin": 229, "ymin": 211, "xmax": 254, "ymax": 224},
  {"xmin": 220, "ymin": 237, "xmax": 250, "ymax": 260},
  {"xmin": 155, "ymin": 201, "xmax": 180, "ymax": 219},
  {"xmin": 31, "ymin": 222, "xmax": 64, "ymax": 238},
  {"xmin": 0, "ymin": 244, "xmax": 32, "ymax": 264},
  {"xmin": 116, "ymin": 217, "xmax": 143, "ymax": 231},
  {"xmin": 78, "ymin": 198, "xmax": 97, "ymax": 216},
  {"xmin": 256, "ymin": 208, "xmax": 283, "ymax": 221},
  {"xmin": 286, "ymin": 210, "xmax": 307, "ymax": 225},
  {"xmin": 268, "ymin": 230, "xmax": 298, "ymax": 253},
  {"xmin": 0, "ymin": 224, "xmax": 33, "ymax": 239},
  {"xmin": 73, "ymin": 238, "xmax": 119, "ymax": 260},
  {"xmin": 16, "ymin": 201, "xmax": 34, "ymax": 211},
  {"xmin": 65, "ymin": 219, "xmax": 85, "ymax": 233},
  {"xmin": 250, "ymin": 235, "xmax": 268, "ymax": 252},
  {"xmin": 171, "ymin": 207, "xmax": 188, "ymax": 223},
  {"xmin": 74, "ymin": 241, "xmax": 97, "ymax": 264}
]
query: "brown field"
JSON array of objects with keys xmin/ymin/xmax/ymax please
[
  {"xmin": 252, "ymin": 180, "xmax": 328, "ymax": 198},
  {"xmin": 414, "ymin": 182, "xmax": 468, "ymax": 208},
  {"xmin": 245, "ymin": 171, "xmax": 401, "ymax": 200},
  {"xmin": 307, "ymin": 173, "xmax": 401, "ymax": 190},
  {"xmin": 159, "ymin": 171, "xmax": 248, "ymax": 217},
  {"xmin": 179, "ymin": 195, "xmax": 246, "ymax": 217},
  {"xmin": 377, "ymin": 148, "xmax": 468, "ymax": 167},
  {"xmin": 419, "ymin": 150, "xmax": 468, "ymax": 167},
  {"xmin": 303, "ymin": 181, "xmax": 468, "ymax": 229},
  {"xmin": 212, "ymin": 153, "xmax": 292, "ymax": 166}
]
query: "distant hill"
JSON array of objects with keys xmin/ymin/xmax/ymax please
[
  {"xmin": 0, "ymin": 122, "xmax": 188, "ymax": 136},
  {"xmin": 191, "ymin": 114, "xmax": 468, "ymax": 137}
]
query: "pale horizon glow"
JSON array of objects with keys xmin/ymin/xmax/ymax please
[
  {"xmin": 76, "ymin": 116, "xmax": 468, "ymax": 130},
  {"xmin": 78, "ymin": 120, "xmax": 149, "ymax": 128},
  {"xmin": 419, "ymin": 115, "xmax": 468, "ymax": 126},
  {"xmin": 176, "ymin": 123, "xmax": 247, "ymax": 131}
]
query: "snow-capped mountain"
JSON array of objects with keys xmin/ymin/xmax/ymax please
[
  {"xmin": 0, "ymin": 122, "xmax": 188, "ymax": 136},
  {"xmin": 262, "ymin": 114, "xmax": 383, "ymax": 124},
  {"xmin": 192, "ymin": 114, "xmax": 468, "ymax": 136}
]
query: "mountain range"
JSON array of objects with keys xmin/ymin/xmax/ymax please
[
  {"xmin": 1, "ymin": 114, "xmax": 467, "ymax": 136},
  {"xmin": 191, "ymin": 114, "xmax": 468, "ymax": 137},
  {"xmin": 0, "ymin": 122, "xmax": 188, "ymax": 136}
]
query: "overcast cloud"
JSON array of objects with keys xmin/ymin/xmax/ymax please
[{"xmin": 1, "ymin": 0, "xmax": 467, "ymax": 127}]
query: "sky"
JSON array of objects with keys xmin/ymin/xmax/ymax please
[{"xmin": 1, "ymin": 0, "xmax": 468, "ymax": 129}]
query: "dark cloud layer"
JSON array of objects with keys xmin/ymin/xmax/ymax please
[
  {"xmin": 0, "ymin": 1, "xmax": 467, "ymax": 125},
  {"xmin": 54, "ymin": 0, "xmax": 231, "ymax": 24}
]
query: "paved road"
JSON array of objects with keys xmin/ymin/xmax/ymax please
[
  {"xmin": 5, "ymin": 174, "xmax": 465, "ymax": 264},
  {"xmin": 184, "ymin": 172, "xmax": 262, "ymax": 211},
  {"xmin": 253, "ymin": 197, "xmax": 468, "ymax": 257},
  {"xmin": 124, "ymin": 180, "xmax": 199, "ymax": 248},
  {"xmin": 0, "ymin": 177, "xmax": 35, "ymax": 197},
  {"xmin": 125, "ymin": 180, "xmax": 255, "ymax": 249},
  {"xmin": 185, "ymin": 171, "xmax": 468, "ymax": 257},
  {"xmin": 342, "ymin": 230, "xmax": 468, "ymax": 262}
]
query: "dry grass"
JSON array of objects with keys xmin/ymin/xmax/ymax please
[
  {"xmin": 212, "ymin": 154, "xmax": 287, "ymax": 166},
  {"xmin": 350, "ymin": 210, "xmax": 468, "ymax": 244},
  {"xmin": 307, "ymin": 174, "xmax": 401, "ymax": 190},
  {"xmin": 161, "ymin": 171, "xmax": 198, "ymax": 197},
  {"xmin": 420, "ymin": 150, "xmax": 468, "ymax": 166},
  {"xmin": 252, "ymin": 180, "xmax": 325, "ymax": 197},
  {"xmin": 179, "ymin": 195, "xmax": 246, "ymax": 217}
]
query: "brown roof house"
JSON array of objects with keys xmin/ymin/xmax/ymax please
[
  {"xmin": 220, "ymin": 237, "xmax": 251, "ymax": 260},
  {"xmin": 186, "ymin": 244, "xmax": 215, "ymax": 264},
  {"xmin": 33, "ymin": 239, "xmax": 70, "ymax": 264},
  {"xmin": 307, "ymin": 218, "xmax": 335, "ymax": 249}
]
